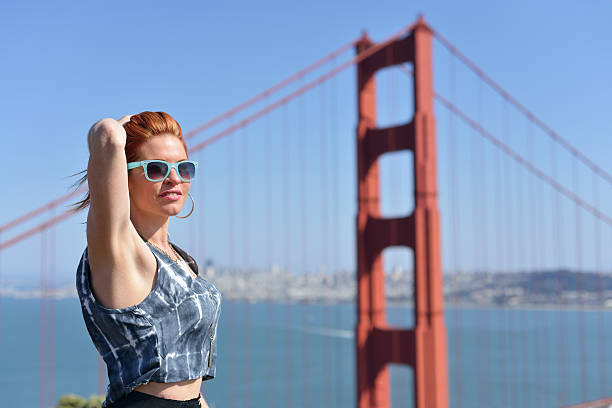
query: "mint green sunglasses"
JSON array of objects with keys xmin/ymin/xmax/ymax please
[{"xmin": 127, "ymin": 160, "xmax": 198, "ymax": 182}]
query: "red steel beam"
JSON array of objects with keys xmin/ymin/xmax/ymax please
[
  {"xmin": 411, "ymin": 18, "xmax": 449, "ymax": 408},
  {"xmin": 560, "ymin": 397, "xmax": 612, "ymax": 408}
]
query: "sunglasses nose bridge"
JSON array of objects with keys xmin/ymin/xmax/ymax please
[{"xmin": 165, "ymin": 165, "xmax": 182, "ymax": 182}]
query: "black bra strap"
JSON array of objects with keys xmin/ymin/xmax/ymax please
[
  {"xmin": 170, "ymin": 242, "xmax": 199, "ymax": 276},
  {"xmin": 136, "ymin": 231, "xmax": 199, "ymax": 277}
]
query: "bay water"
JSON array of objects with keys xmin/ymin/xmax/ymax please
[{"xmin": 0, "ymin": 298, "xmax": 611, "ymax": 407}]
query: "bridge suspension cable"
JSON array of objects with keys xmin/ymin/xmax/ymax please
[
  {"xmin": 432, "ymin": 29, "xmax": 612, "ymax": 187},
  {"xmin": 0, "ymin": 37, "xmax": 359, "ymax": 240},
  {"xmin": 0, "ymin": 21, "xmax": 419, "ymax": 251},
  {"xmin": 433, "ymin": 91, "xmax": 612, "ymax": 228}
]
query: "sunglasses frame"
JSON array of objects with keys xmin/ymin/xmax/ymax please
[{"xmin": 127, "ymin": 160, "xmax": 199, "ymax": 182}]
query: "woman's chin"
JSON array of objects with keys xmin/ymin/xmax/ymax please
[
  {"xmin": 157, "ymin": 202, "xmax": 184, "ymax": 217},
  {"xmin": 166, "ymin": 207, "xmax": 184, "ymax": 217}
]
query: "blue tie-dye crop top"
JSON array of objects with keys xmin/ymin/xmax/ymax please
[{"xmin": 75, "ymin": 241, "xmax": 222, "ymax": 407}]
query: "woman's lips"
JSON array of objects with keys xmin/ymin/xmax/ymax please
[{"xmin": 160, "ymin": 191, "xmax": 182, "ymax": 201}]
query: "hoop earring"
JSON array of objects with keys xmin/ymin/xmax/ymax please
[{"xmin": 175, "ymin": 193, "xmax": 195, "ymax": 219}]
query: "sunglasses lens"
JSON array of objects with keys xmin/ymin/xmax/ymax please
[
  {"xmin": 146, "ymin": 161, "xmax": 168, "ymax": 181},
  {"xmin": 178, "ymin": 162, "xmax": 196, "ymax": 180}
]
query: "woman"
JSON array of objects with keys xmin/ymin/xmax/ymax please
[{"xmin": 74, "ymin": 111, "xmax": 222, "ymax": 408}]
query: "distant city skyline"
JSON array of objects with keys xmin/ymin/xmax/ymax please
[{"xmin": 5, "ymin": 266, "xmax": 612, "ymax": 311}]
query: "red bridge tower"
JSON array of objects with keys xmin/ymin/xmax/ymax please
[{"xmin": 355, "ymin": 17, "xmax": 450, "ymax": 408}]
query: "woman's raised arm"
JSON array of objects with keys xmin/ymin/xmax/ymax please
[
  {"xmin": 86, "ymin": 116, "xmax": 133, "ymax": 251},
  {"xmin": 85, "ymin": 115, "xmax": 154, "ymax": 308}
]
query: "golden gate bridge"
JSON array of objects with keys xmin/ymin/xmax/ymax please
[{"xmin": 1, "ymin": 16, "xmax": 611, "ymax": 408}]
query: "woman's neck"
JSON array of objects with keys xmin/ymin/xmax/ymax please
[{"xmin": 130, "ymin": 212, "xmax": 171, "ymax": 248}]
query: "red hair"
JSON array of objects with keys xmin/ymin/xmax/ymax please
[{"xmin": 72, "ymin": 111, "xmax": 187, "ymax": 211}]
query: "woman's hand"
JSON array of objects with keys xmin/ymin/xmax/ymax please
[
  {"xmin": 87, "ymin": 115, "xmax": 131, "ymax": 152},
  {"xmin": 199, "ymin": 393, "xmax": 210, "ymax": 408},
  {"xmin": 117, "ymin": 114, "xmax": 132, "ymax": 126}
]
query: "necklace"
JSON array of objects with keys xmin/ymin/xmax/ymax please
[{"xmin": 147, "ymin": 240, "xmax": 182, "ymax": 264}]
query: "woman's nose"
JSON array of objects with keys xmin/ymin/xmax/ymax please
[{"xmin": 165, "ymin": 168, "xmax": 181, "ymax": 184}]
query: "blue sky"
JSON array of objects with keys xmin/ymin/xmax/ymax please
[{"xmin": 1, "ymin": 1, "xmax": 611, "ymax": 285}]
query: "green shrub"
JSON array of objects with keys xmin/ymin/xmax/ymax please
[
  {"xmin": 85, "ymin": 395, "xmax": 105, "ymax": 408},
  {"xmin": 56, "ymin": 393, "xmax": 104, "ymax": 408}
]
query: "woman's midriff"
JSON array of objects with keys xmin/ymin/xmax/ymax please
[{"xmin": 133, "ymin": 378, "xmax": 202, "ymax": 400}]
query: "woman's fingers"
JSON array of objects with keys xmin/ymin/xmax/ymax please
[
  {"xmin": 116, "ymin": 115, "xmax": 133, "ymax": 126},
  {"xmin": 199, "ymin": 394, "xmax": 210, "ymax": 408}
]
